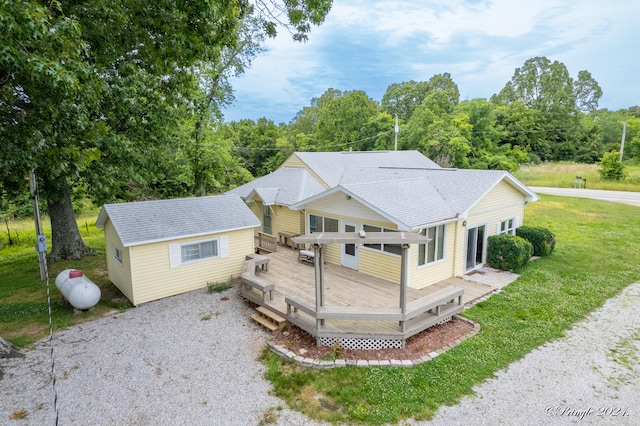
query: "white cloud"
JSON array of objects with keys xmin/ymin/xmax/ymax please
[{"xmin": 225, "ymin": 0, "xmax": 640, "ymax": 122}]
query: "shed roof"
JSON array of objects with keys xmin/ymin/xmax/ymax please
[{"xmin": 96, "ymin": 194, "xmax": 260, "ymax": 247}]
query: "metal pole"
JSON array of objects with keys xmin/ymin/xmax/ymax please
[
  {"xmin": 620, "ymin": 121, "xmax": 627, "ymax": 162},
  {"xmin": 29, "ymin": 171, "xmax": 48, "ymax": 281},
  {"xmin": 394, "ymin": 114, "xmax": 399, "ymax": 151}
]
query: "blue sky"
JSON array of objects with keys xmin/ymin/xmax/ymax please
[{"xmin": 224, "ymin": 0, "xmax": 639, "ymax": 124}]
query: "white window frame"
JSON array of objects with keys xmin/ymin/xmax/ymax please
[
  {"xmin": 309, "ymin": 214, "xmax": 339, "ymax": 233},
  {"xmin": 112, "ymin": 246, "xmax": 123, "ymax": 264},
  {"xmin": 499, "ymin": 218, "xmax": 516, "ymax": 235},
  {"xmin": 169, "ymin": 235, "xmax": 229, "ymax": 268},
  {"xmin": 418, "ymin": 224, "xmax": 446, "ymax": 266},
  {"xmin": 361, "ymin": 224, "xmax": 402, "ymax": 257}
]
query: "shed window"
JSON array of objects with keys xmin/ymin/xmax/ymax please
[
  {"xmin": 113, "ymin": 246, "xmax": 123, "ymax": 264},
  {"xmin": 181, "ymin": 240, "xmax": 218, "ymax": 262},
  {"xmin": 169, "ymin": 235, "xmax": 229, "ymax": 268}
]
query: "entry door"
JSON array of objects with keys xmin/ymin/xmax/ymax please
[
  {"xmin": 342, "ymin": 221, "xmax": 359, "ymax": 270},
  {"xmin": 465, "ymin": 224, "xmax": 486, "ymax": 272}
]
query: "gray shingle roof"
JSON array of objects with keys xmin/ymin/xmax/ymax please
[
  {"xmin": 293, "ymin": 167, "xmax": 538, "ymax": 230},
  {"xmin": 295, "ymin": 150, "xmax": 440, "ymax": 187},
  {"xmin": 225, "ymin": 168, "xmax": 325, "ymax": 206},
  {"xmin": 96, "ymin": 194, "xmax": 260, "ymax": 247}
]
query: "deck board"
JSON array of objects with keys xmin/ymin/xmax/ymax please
[{"xmin": 249, "ymin": 245, "xmax": 494, "ymax": 318}]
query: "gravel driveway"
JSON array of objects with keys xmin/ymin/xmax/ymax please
[
  {"xmin": 0, "ymin": 288, "xmax": 321, "ymax": 426},
  {"xmin": 423, "ymin": 282, "xmax": 640, "ymax": 425},
  {"xmin": 2, "ymin": 282, "xmax": 639, "ymax": 425}
]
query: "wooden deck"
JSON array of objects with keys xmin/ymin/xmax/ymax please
[
  {"xmin": 243, "ymin": 245, "xmax": 493, "ymax": 314},
  {"xmin": 241, "ymin": 245, "xmax": 495, "ymax": 347}
]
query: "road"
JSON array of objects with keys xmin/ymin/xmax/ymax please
[{"xmin": 529, "ymin": 186, "xmax": 640, "ymax": 207}]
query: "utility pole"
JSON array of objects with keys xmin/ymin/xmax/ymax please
[
  {"xmin": 29, "ymin": 171, "xmax": 48, "ymax": 281},
  {"xmin": 619, "ymin": 121, "xmax": 627, "ymax": 162},
  {"xmin": 394, "ymin": 114, "xmax": 399, "ymax": 151}
]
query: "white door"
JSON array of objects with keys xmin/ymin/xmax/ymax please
[
  {"xmin": 341, "ymin": 221, "xmax": 359, "ymax": 270},
  {"xmin": 465, "ymin": 224, "xmax": 486, "ymax": 272}
]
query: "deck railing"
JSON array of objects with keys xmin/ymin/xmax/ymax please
[
  {"xmin": 257, "ymin": 231, "xmax": 277, "ymax": 253},
  {"xmin": 284, "ymin": 286, "xmax": 464, "ymax": 349}
]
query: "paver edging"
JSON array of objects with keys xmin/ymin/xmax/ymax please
[{"xmin": 266, "ymin": 314, "xmax": 481, "ymax": 369}]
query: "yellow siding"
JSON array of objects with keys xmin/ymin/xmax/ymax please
[
  {"xmin": 410, "ymin": 222, "xmax": 460, "ymax": 289},
  {"xmin": 248, "ymin": 202, "xmax": 262, "ymax": 237},
  {"xmin": 271, "ymin": 205, "xmax": 304, "ymax": 236},
  {"xmin": 453, "ymin": 180, "xmax": 526, "ymax": 276},
  {"xmin": 358, "ymin": 248, "xmax": 402, "ymax": 284},
  {"xmin": 278, "ymin": 153, "xmax": 329, "ymax": 188},
  {"xmin": 103, "ymin": 219, "xmax": 134, "ymax": 302},
  {"xmin": 127, "ymin": 229, "xmax": 254, "ymax": 306},
  {"xmin": 304, "ymin": 206, "xmax": 401, "ymax": 273}
]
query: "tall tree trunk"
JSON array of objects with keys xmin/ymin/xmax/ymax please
[{"xmin": 46, "ymin": 189, "xmax": 96, "ymax": 262}]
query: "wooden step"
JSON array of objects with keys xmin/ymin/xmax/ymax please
[
  {"xmin": 251, "ymin": 306, "xmax": 288, "ymax": 334},
  {"xmin": 251, "ymin": 313, "xmax": 280, "ymax": 332}
]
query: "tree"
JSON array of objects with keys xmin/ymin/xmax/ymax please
[
  {"xmin": 0, "ymin": 0, "xmax": 332, "ymax": 261},
  {"xmin": 493, "ymin": 56, "xmax": 584, "ymax": 161},
  {"xmin": 380, "ymin": 80, "xmax": 431, "ymax": 122},
  {"xmin": 315, "ymin": 90, "xmax": 378, "ymax": 150},
  {"xmin": 574, "ymin": 70, "xmax": 602, "ymax": 113},
  {"xmin": 403, "ymin": 91, "xmax": 471, "ymax": 167}
]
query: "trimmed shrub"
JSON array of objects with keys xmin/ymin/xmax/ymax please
[
  {"xmin": 487, "ymin": 234, "xmax": 533, "ymax": 272},
  {"xmin": 516, "ymin": 226, "xmax": 556, "ymax": 257}
]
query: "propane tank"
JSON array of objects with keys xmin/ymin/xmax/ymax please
[{"xmin": 55, "ymin": 269, "xmax": 101, "ymax": 310}]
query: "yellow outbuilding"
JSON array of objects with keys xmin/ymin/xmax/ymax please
[{"xmin": 96, "ymin": 194, "xmax": 260, "ymax": 306}]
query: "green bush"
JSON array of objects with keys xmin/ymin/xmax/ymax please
[
  {"xmin": 516, "ymin": 226, "xmax": 556, "ymax": 257},
  {"xmin": 487, "ymin": 234, "xmax": 533, "ymax": 272},
  {"xmin": 598, "ymin": 151, "xmax": 627, "ymax": 181}
]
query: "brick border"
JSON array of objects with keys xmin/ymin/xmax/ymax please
[{"xmin": 266, "ymin": 315, "xmax": 481, "ymax": 369}]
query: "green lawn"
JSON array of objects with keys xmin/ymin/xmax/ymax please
[
  {"xmin": 0, "ymin": 209, "xmax": 131, "ymax": 347},
  {"xmin": 261, "ymin": 195, "xmax": 640, "ymax": 424},
  {"xmin": 2, "ymin": 194, "xmax": 640, "ymax": 424},
  {"xmin": 513, "ymin": 161, "xmax": 640, "ymax": 190}
]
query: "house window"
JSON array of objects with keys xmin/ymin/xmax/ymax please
[
  {"xmin": 181, "ymin": 239, "xmax": 218, "ymax": 263},
  {"xmin": 419, "ymin": 224, "xmax": 445, "ymax": 266},
  {"xmin": 500, "ymin": 218, "xmax": 516, "ymax": 235},
  {"xmin": 362, "ymin": 225, "xmax": 402, "ymax": 256},
  {"xmin": 169, "ymin": 235, "xmax": 228, "ymax": 269},
  {"xmin": 309, "ymin": 215, "xmax": 338, "ymax": 233},
  {"xmin": 263, "ymin": 205, "xmax": 272, "ymax": 235},
  {"xmin": 113, "ymin": 246, "xmax": 123, "ymax": 264}
]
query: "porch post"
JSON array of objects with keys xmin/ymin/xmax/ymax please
[
  {"xmin": 314, "ymin": 243, "xmax": 325, "ymax": 327},
  {"xmin": 399, "ymin": 243, "xmax": 410, "ymax": 333}
]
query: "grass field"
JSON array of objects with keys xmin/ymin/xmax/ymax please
[
  {"xmin": 2, "ymin": 165, "xmax": 640, "ymax": 424},
  {"xmin": 513, "ymin": 161, "xmax": 640, "ymax": 191},
  {"xmin": 261, "ymin": 195, "xmax": 640, "ymax": 424},
  {"xmin": 0, "ymin": 208, "xmax": 131, "ymax": 347}
]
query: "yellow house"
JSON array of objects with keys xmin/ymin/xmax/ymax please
[
  {"xmin": 96, "ymin": 195, "xmax": 260, "ymax": 306},
  {"xmin": 227, "ymin": 151, "xmax": 538, "ymax": 290}
]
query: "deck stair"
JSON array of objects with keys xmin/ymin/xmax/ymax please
[{"xmin": 251, "ymin": 306, "xmax": 287, "ymax": 334}]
